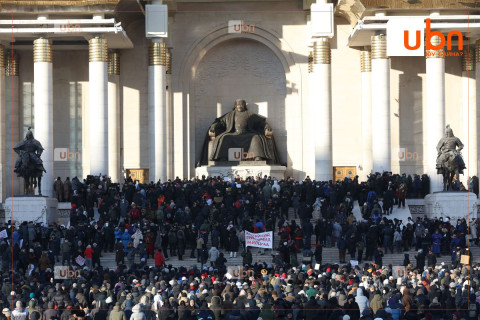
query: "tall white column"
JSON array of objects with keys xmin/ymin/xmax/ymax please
[
  {"xmin": 166, "ymin": 50, "xmax": 174, "ymax": 180},
  {"xmin": 371, "ymin": 35, "xmax": 391, "ymax": 173},
  {"xmin": 476, "ymin": 40, "xmax": 480, "ymax": 179},
  {"xmin": 425, "ymin": 35, "xmax": 445, "ymax": 193},
  {"xmin": 34, "ymin": 38, "xmax": 53, "ymax": 197},
  {"xmin": 108, "ymin": 50, "xmax": 121, "ymax": 182},
  {"xmin": 361, "ymin": 48, "xmax": 373, "ymax": 180},
  {"xmin": 89, "ymin": 37, "xmax": 108, "ymax": 176},
  {"xmin": 5, "ymin": 50, "xmax": 20, "ymax": 198},
  {"xmin": 0, "ymin": 46, "xmax": 5, "ymax": 201},
  {"xmin": 311, "ymin": 38, "xmax": 332, "ymax": 181},
  {"xmin": 462, "ymin": 48, "xmax": 476, "ymax": 181},
  {"xmin": 148, "ymin": 40, "xmax": 167, "ymax": 183}
]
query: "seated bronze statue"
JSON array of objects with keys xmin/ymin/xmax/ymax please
[{"xmin": 197, "ymin": 99, "xmax": 280, "ymax": 166}]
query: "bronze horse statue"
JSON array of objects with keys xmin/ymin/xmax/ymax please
[
  {"xmin": 437, "ymin": 153, "xmax": 464, "ymax": 191},
  {"xmin": 436, "ymin": 125, "xmax": 466, "ymax": 191},
  {"xmin": 16, "ymin": 150, "xmax": 44, "ymax": 195}
]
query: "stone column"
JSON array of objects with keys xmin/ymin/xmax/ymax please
[
  {"xmin": 166, "ymin": 50, "xmax": 173, "ymax": 179},
  {"xmin": 361, "ymin": 48, "xmax": 373, "ymax": 180},
  {"xmin": 0, "ymin": 46, "xmax": 5, "ymax": 201},
  {"xmin": 108, "ymin": 50, "xmax": 120, "ymax": 182},
  {"xmin": 476, "ymin": 40, "xmax": 480, "ymax": 179},
  {"xmin": 34, "ymin": 38, "xmax": 53, "ymax": 197},
  {"xmin": 89, "ymin": 37, "xmax": 108, "ymax": 176},
  {"xmin": 425, "ymin": 35, "xmax": 445, "ymax": 193},
  {"xmin": 148, "ymin": 40, "xmax": 167, "ymax": 183},
  {"xmin": 371, "ymin": 35, "xmax": 391, "ymax": 173},
  {"xmin": 462, "ymin": 48, "xmax": 476, "ymax": 180},
  {"xmin": 311, "ymin": 38, "xmax": 332, "ymax": 181},
  {"xmin": 5, "ymin": 50, "xmax": 20, "ymax": 198}
]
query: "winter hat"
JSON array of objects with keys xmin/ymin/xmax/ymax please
[{"xmin": 2, "ymin": 308, "xmax": 10, "ymax": 317}]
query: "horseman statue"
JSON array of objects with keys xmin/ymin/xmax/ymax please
[
  {"xmin": 13, "ymin": 127, "xmax": 46, "ymax": 195},
  {"xmin": 436, "ymin": 125, "xmax": 466, "ymax": 191}
]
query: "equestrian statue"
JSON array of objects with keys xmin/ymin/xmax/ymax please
[
  {"xmin": 13, "ymin": 127, "xmax": 46, "ymax": 195},
  {"xmin": 436, "ymin": 125, "xmax": 466, "ymax": 191}
]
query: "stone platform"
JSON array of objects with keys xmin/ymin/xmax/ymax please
[
  {"xmin": 3, "ymin": 196, "xmax": 58, "ymax": 225},
  {"xmin": 424, "ymin": 191, "xmax": 478, "ymax": 221},
  {"xmin": 195, "ymin": 164, "xmax": 286, "ymax": 180}
]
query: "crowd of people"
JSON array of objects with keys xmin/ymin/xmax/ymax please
[{"xmin": 0, "ymin": 172, "xmax": 479, "ymax": 320}]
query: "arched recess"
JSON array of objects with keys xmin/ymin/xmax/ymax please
[{"xmin": 175, "ymin": 26, "xmax": 304, "ymax": 178}]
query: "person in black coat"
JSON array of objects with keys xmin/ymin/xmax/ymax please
[
  {"xmin": 344, "ymin": 294, "xmax": 360, "ymax": 320},
  {"xmin": 304, "ymin": 296, "xmax": 320, "ymax": 320},
  {"xmin": 415, "ymin": 249, "xmax": 426, "ymax": 271},
  {"xmin": 228, "ymin": 231, "xmax": 240, "ymax": 258},
  {"xmin": 314, "ymin": 242, "xmax": 322, "ymax": 265},
  {"xmin": 426, "ymin": 248, "xmax": 437, "ymax": 267},
  {"xmin": 374, "ymin": 247, "xmax": 384, "ymax": 267}
]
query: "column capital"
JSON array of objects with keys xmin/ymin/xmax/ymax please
[
  {"xmin": 462, "ymin": 47, "xmax": 475, "ymax": 71},
  {"xmin": 33, "ymin": 38, "xmax": 52, "ymax": 63},
  {"xmin": 108, "ymin": 50, "xmax": 120, "ymax": 75},
  {"xmin": 0, "ymin": 45, "xmax": 4, "ymax": 69},
  {"xmin": 313, "ymin": 38, "xmax": 330, "ymax": 64},
  {"xmin": 166, "ymin": 50, "xmax": 172, "ymax": 74},
  {"xmin": 89, "ymin": 37, "xmax": 108, "ymax": 62},
  {"xmin": 149, "ymin": 41, "xmax": 166, "ymax": 66},
  {"xmin": 360, "ymin": 49, "xmax": 371, "ymax": 72},
  {"xmin": 371, "ymin": 35, "xmax": 388, "ymax": 59},
  {"xmin": 308, "ymin": 51, "xmax": 313, "ymax": 73},
  {"xmin": 476, "ymin": 40, "xmax": 480, "ymax": 63},
  {"xmin": 426, "ymin": 35, "xmax": 444, "ymax": 59},
  {"xmin": 5, "ymin": 50, "xmax": 18, "ymax": 76}
]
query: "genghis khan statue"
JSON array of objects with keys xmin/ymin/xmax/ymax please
[{"xmin": 197, "ymin": 99, "xmax": 280, "ymax": 166}]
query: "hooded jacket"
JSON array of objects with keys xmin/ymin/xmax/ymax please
[
  {"xmin": 130, "ymin": 305, "xmax": 146, "ymax": 320},
  {"xmin": 355, "ymin": 288, "xmax": 369, "ymax": 313},
  {"xmin": 108, "ymin": 305, "xmax": 126, "ymax": 320}
]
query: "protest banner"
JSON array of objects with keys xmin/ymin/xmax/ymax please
[{"xmin": 245, "ymin": 231, "xmax": 273, "ymax": 249}]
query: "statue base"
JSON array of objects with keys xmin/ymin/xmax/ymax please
[
  {"xmin": 4, "ymin": 197, "xmax": 59, "ymax": 225},
  {"xmin": 195, "ymin": 164, "xmax": 286, "ymax": 180},
  {"xmin": 424, "ymin": 191, "xmax": 478, "ymax": 221}
]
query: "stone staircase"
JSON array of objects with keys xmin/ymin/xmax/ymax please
[{"xmin": 99, "ymin": 203, "xmax": 480, "ymax": 269}]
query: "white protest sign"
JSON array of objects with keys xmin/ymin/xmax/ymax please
[
  {"xmin": 75, "ymin": 255, "xmax": 86, "ymax": 266},
  {"xmin": 245, "ymin": 231, "xmax": 273, "ymax": 249}
]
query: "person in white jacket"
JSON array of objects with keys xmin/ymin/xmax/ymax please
[{"xmin": 208, "ymin": 245, "xmax": 220, "ymax": 267}]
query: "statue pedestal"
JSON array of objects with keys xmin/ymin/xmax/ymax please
[
  {"xmin": 3, "ymin": 196, "xmax": 59, "ymax": 225},
  {"xmin": 424, "ymin": 192, "xmax": 478, "ymax": 221},
  {"xmin": 195, "ymin": 164, "xmax": 286, "ymax": 180}
]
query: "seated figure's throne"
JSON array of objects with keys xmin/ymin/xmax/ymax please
[{"xmin": 207, "ymin": 123, "xmax": 274, "ymax": 162}]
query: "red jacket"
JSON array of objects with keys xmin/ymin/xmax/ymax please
[
  {"xmin": 84, "ymin": 247, "xmax": 94, "ymax": 259},
  {"xmin": 154, "ymin": 251, "xmax": 165, "ymax": 267}
]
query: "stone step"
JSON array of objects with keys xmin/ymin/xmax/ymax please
[{"xmin": 98, "ymin": 204, "xmax": 480, "ymax": 270}]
